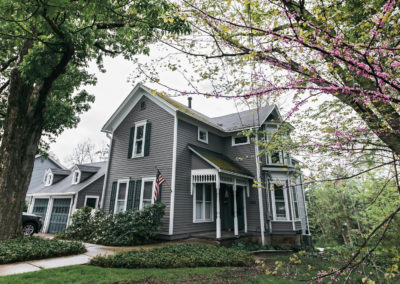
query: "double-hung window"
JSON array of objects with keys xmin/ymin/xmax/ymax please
[
  {"xmin": 194, "ymin": 184, "xmax": 213, "ymax": 222},
  {"xmin": 291, "ymin": 186, "xmax": 300, "ymax": 219},
  {"xmin": 115, "ymin": 180, "xmax": 128, "ymax": 213},
  {"xmin": 272, "ymin": 184, "xmax": 288, "ymax": 220},
  {"xmin": 133, "ymin": 121, "xmax": 146, "ymax": 158},
  {"xmin": 140, "ymin": 178, "xmax": 155, "ymax": 209},
  {"xmin": 198, "ymin": 127, "xmax": 208, "ymax": 144}
]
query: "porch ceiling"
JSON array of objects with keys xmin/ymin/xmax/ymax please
[{"xmin": 188, "ymin": 144, "xmax": 253, "ymax": 177}]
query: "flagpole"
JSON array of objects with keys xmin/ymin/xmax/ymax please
[{"xmin": 155, "ymin": 166, "xmax": 172, "ymax": 192}]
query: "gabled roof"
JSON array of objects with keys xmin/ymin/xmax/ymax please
[
  {"xmin": 50, "ymin": 168, "xmax": 71, "ymax": 176},
  {"xmin": 27, "ymin": 161, "xmax": 106, "ymax": 196},
  {"xmin": 35, "ymin": 154, "xmax": 65, "ymax": 169},
  {"xmin": 102, "ymin": 83, "xmax": 280, "ymax": 134},
  {"xmin": 188, "ymin": 144, "xmax": 253, "ymax": 178},
  {"xmin": 76, "ymin": 164, "xmax": 100, "ymax": 173}
]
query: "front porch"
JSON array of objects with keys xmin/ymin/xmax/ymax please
[{"xmin": 191, "ymin": 169, "xmax": 252, "ymax": 240}]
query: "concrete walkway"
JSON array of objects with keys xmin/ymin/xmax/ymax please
[{"xmin": 0, "ymin": 234, "xmax": 214, "ymax": 277}]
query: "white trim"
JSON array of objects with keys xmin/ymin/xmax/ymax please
[
  {"xmin": 27, "ymin": 192, "xmax": 76, "ymax": 196},
  {"xmin": 114, "ymin": 179, "xmax": 129, "ymax": 214},
  {"xmin": 188, "ymin": 146, "xmax": 254, "ymax": 180},
  {"xmin": 233, "ymin": 180, "xmax": 238, "ymax": 236},
  {"xmin": 216, "ymin": 174, "xmax": 221, "ymax": 238},
  {"xmin": 271, "ymin": 183, "xmax": 290, "ymax": 221},
  {"xmin": 139, "ymin": 177, "xmax": 156, "ymax": 210},
  {"xmin": 101, "ymin": 133, "xmax": 113, "ymax": 209},
  {"xmin": 242, "ymin": 188, "xmax": 248, "ymax": 233},
  {"xmin": 254, "ymin": 132, "xmax": 265, "ymax": 245},
  {"xmin": 102, "ymin": 84, "xmax": 176, "ymax": 133},
  {"xmin": 84, "ymin": 195, "xmax": 99, "ymax": 209},
  {"xmin": 197, "ymin": 127, "xmax": 208, "ymax": 144},
  {"xmin": 71, "ymin": 169, "xmax": 81, "ymax": 185},
  {"xmin": 44, "ymin": 169, "xmax": 53, "ymax": 186},
  {"xmin": 231, "ymin": 135, "xmax": 250, "ymax": 146},
  {"xmin": 132, "ymin": 120, "xmax": 147, "ymax": 158},
  {"xmin": 192, "ymin": 183, "xmax": 214, "ymax": 223},
  {"xmin": 169, "ymin": 114, "xmax": 178, "ymax": 235}
]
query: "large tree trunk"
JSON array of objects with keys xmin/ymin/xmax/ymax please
[
  {"xmin": 0, "ymin": 65, "xmax": 43, "ymax": 240},
  {"xmin": 0, "ymin": 39, "xmax": 73, "ymax": 240}
]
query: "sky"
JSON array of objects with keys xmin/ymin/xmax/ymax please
[{"xmin": 49, "ymin": 54, "xmax": 245, "ymax": 164}]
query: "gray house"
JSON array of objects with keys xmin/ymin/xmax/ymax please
[
  {"xmin": 27, "ymin": 162, "xmax": 106, "ymax": 234},
  {"xmin": 28, "ymin": 155, "xmax": 65, "ymax": 192},
  {"xmin": 101, "ymin": 83, "xmax": 310, "ymax": 245}
]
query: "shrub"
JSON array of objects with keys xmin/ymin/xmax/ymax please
[
  {"xmin": 0, "ymin": 237, "xmax": 86, "ymax": 264},
  {"xmin": 231, "ymin": 240, "xmax": 290, "ymax": 251},
  {"xmin": 56, "ymin": 206, "xmax": 105, "ymax": 242},
  {"xmin": 56, "ymin": 203, "xmax": 166, "ymax": 246},
  {"xmin": 90, "ymin": 243, "xmax": 254, "ymax": 268}
]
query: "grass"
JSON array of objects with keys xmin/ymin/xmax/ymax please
[{"xmin": 0, "ymin": 265, "xmax": 297, "ymax": 284}]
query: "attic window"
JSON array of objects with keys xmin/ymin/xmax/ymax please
[
  {"xmin": 72, "ymin": 170, "xmax": 81, "ymax": 185},
  {"xmin": 232, "ymin": 135, "xmax": 250, "ymax": 146},
  {"xmin": 44, "ymin": 172, "xmax": 53, "ymax": 186},
  {"xmin": 140, "ymin": 101, "xmax": 146, "ymax": 110},
  {"xmin": 198, "ymin": 127, "xmax": 208, "ymax": 144}
]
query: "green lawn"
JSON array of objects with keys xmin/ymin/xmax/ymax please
[{"xmin": 0, "ymin": 265, "xmax": 298, "ymax": 284}]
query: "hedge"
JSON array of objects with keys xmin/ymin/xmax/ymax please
[
  {"xmin": 90, "ymin": 243, "xmax": 254, "ymax": 268},
  {"xmin": 0, "ymin": 237, "xmax": 86, "ymax": 264},
  {"xmin": 56, "ymin": 203, "xmax": 165, "ymax": 246}
]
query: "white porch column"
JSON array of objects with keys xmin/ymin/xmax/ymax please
[
  {"xmin": 233, "ymin": 179, "xmax": 238, "ymax": 236},
  {"xmin": 243, "ymin": 187, "xmax": 248, "ymax": 233},
  {"xmin": 216, "ymin": 175, "xmax": 221, "ymax": 239}
]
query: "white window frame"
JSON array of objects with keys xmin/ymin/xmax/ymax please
[
  {"xmin": 291, "ymin": 186, "xmax": 300, "ymax": 220},
  {"xmin": 197, "ymin": 127, "xmax": 208, "ymax": 144},
  {"xmin": 232, "ymin": 135, "xmax": 250, "ymax": 146},
  {"xmin": 114, "ymin": 179, "xmax": 129, "ymax": 214},
  {"xmin": 139, "ymin": 177, "xmax": 156, "ymax": 210},
  {"xmin": 193, "ymin": 183, "xmax": 214, "ymax": 223},
  {"xmin": 132, "ymin": 120, "xmax": 147, "ymax": 158},
  {"xmin": 267, "ymin": 150, "xmax": 284, "ymax": 165},
  {"xmin": 44, "ymin": 171, "xmax": 53, "ymax": 186},
  {"xmin": 270, "ymin": 183, "xmax": 290, "ymax": 221},
  {"xmin": 72, "ymin": 170, "xmax": 81, "ymax": 185},
  {"xmin": 84, "ymin": 195, "xmax": 99, "ymax": 210}
]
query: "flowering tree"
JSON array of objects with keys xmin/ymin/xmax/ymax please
[{"xmin": 135, "ymin": 0, "xmax": 400, "ymax": 280}]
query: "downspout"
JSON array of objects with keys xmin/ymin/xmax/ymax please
[
  {"xmin": 100, "ymin": 132, "xmax": 113, "ymax": 209},
  {"xmin": 254, "ymin": 131, "xmax": 265, "ymax": 245}
]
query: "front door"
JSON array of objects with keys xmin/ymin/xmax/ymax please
[
  {"xmin": 220, "ymin": 184, "xmax": 244, "ymax": 231},
  {"xmin": 48, "ymin": 198, "xmax": 71, "ymax": 234}
]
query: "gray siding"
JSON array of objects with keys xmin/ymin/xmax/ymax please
[
  {"xmin": 104, "ymin": 96, "xmax": 174, "ymax": 234},
  {"xmin": 28, "ymin": 158, "xmax": 61, "ymax": 192},
  {"xmin": 191, "ymin": 154, "xmax": 213, "ymax": 170},
  {"xmin": 76, "ymin": 176, "xmax": 104, "ymax": 208},
  {"xmin": 223, "ymin": 136, "xmax": 257, "ymax": 177},
  {"xmin": 173, "ymin": 119, "xmax": 224, "ymax": 235}
]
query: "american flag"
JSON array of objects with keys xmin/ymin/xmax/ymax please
[{"xmin": 154, "ymin": 169, "xmax": 166, "ymax": 202}]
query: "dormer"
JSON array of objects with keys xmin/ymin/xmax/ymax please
[
  {"xmin": 71, "ymin": 164, "xmax": 101, "ymax": 184},
  {"xmin": 43, "ymin": 168, "xmax": 71, "ymax": 186},
  {"xmin": 44, "ymin": 169, "xmax": 53, "ymax": 186},
  {"xmin": 71, "ymin": 167, "xmax": 81, "ymax": 185}
]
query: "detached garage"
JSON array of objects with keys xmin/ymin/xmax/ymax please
[{"xmin": 27, "ymin": 162, "xmax": 106, "ymax": 234}]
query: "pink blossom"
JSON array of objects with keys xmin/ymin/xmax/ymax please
[{"xmin": 391, "ymin": 61, "xmax": 400, "ymax": 68}]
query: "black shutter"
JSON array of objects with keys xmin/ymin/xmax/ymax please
[
  {"xmin": 144, "ymin": 122, "xmax": 151, "ymax": 156},
  {"xmin": 109, "ymin": 181, "xmax": 117, "ymax": 214},
  {"xmin": 128, "ymin": 126, "xmax": 135, "ymax": 159},
  {"xmin": 126, "ymin": 180, "xmax": 136, "ymax": 210},
  {"xmin": 133, "ymin": 179, "xmax": 142, "ymax": 209}
]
